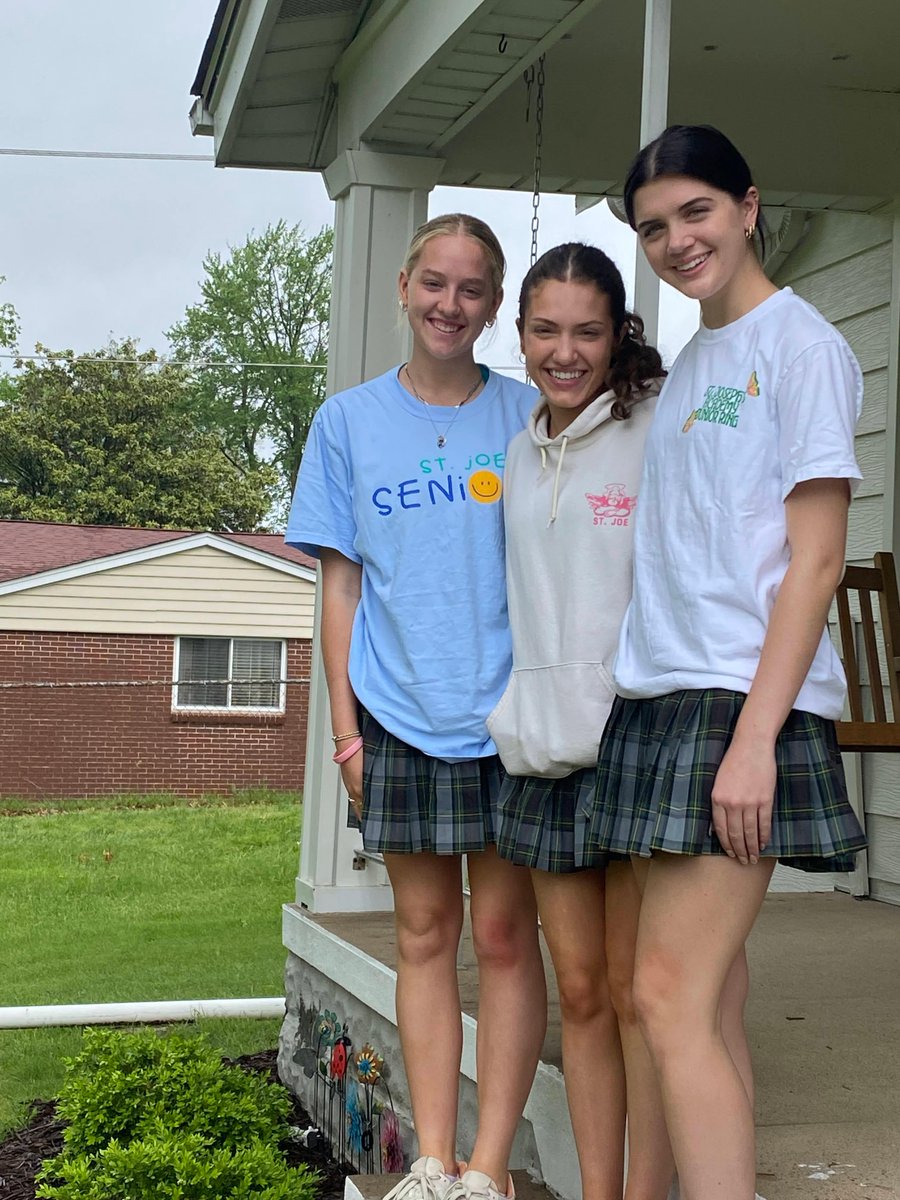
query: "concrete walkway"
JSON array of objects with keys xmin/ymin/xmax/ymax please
[{"xmin": 748, "ymin": 893, "xmax": 900, "ymax": 1199}]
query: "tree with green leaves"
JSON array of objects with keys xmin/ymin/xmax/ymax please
[
  {"xmin": 0, "ymin": 341, "xmax": 275, "ymax": 530},
  {"xmin": 168, "ymin": 221, "xmax": 333, "ymax": 511}
]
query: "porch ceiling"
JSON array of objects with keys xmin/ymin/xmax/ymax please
[{"xmin": 191, "ymin": 0, "xmax": 900, "ymax": 212}]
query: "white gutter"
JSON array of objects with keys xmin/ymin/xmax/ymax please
[{"xmin": 0, "ymin": 997, "xmax": 285, "ymax": 1029}]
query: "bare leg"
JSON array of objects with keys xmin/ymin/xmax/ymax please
[
  {"xmin": 532, "ymin": 866, "xmax": 625, "ymax": 1200},
  {"xmin": 721, "ymin": 946, "xmax": 754, "ymax": 1109},
  {"xmin": 605, "ymin": 860, "xmax": 675, "ymax": 1200},
  {"xmin": 465, "ymin": 847, "xmax": 547, "ymax": 1190},
  {"xmin": 633, "ymin": 854, "xmax": 775, "ymax": 1200},
  {"xmin": 632, "ymin": 860, "xmax": 755, "ymax": 1112},
  {"xmin": 620, "ymin": 858, "xmax": 756, "ymax": 1195},
  {"xmin": 385, "ymin": 852, "xmax": 467, "ymax": 1172}
]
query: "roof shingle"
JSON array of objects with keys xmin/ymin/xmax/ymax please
[{"xmin": 0, "ymin": 520, "xmax": 316, "ymax": 585}]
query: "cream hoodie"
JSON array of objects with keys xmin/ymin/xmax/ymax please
[{"xmin": 488, "ymin": 383, "xmax": 658, "ymax": 777}]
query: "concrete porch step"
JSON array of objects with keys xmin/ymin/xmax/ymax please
[{"xmin": 346, "ymin": 1172, "xmax": 553, "ymax": 1200}]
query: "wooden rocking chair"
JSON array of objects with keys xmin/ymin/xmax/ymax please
[{"xmin": 834, "ymin": 551, "xmax": 900, "ymax": 752}]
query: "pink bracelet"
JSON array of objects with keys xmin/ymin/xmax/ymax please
[{"xmin": 333, "ymin": 736, "xmax": 363, "ymax": 764}]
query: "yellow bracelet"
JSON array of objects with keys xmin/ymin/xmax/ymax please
[{"xmin": 332, "ymin": 730, "xmax": 361, "ymax": 743}]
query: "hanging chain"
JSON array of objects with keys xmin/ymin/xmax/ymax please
[{"xmin": 529, "ymin": 54, "xmax": 545, "ymax": 267}]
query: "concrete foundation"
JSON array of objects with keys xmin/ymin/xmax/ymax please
[{"xmin": 277, "ymin": 907, "xmax": 549, "ymax": 1189}]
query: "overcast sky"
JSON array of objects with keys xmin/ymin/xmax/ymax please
[{"xmin": 0, "ymin": 2, "xmax": 697, "ymax": 375}]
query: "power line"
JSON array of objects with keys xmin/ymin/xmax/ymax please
[
  {"xmin": 0, "ymin": 352, "xmax": 326, "ymax": 370},
  {"xmin": 0, "ymin": 352, "xmax": 527, "ymax": 372},
  {"xmin": 0, "ymin": 677, "xmax": 310, "ymax": 691},
  {"xmin": 0, "ymin": 147, "xmax": 214, "ymax": 163}
]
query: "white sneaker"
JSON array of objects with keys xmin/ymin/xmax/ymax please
[
  {"xmin": 383, "ymin": 1157, "xmax": 461, "ymax": 1200},
  {"xmin": 444, "ymin": 1169, "xmax": 515, "ymax": 1200}
]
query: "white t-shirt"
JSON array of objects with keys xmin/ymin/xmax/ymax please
[{"xmin": 614, "ymin": 287, "xmax": 863, "ymax": 720}]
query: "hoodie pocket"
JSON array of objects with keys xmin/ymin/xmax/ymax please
[{"xmin": 487, "ymin": 661, "xmax": 616, "ymax": 778}]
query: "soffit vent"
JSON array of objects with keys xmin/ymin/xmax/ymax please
[{"xmin": 278, "ymin": 0, "xmax": 359, "ymax": 20}]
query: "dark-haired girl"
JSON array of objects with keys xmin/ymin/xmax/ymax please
[
  {"xmin": 590, "ymin": 126, "xmax": 867, "ymax": 1199},
  {"xmin": 488, "ymin": 243, "xmax": 664, "ymax": 1200}
]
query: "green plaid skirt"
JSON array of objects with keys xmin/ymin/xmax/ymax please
[
  {"xmin": 359, "ymin": 708, "xmax": 502, "ymax": 855},
  {"xmin": 586, "ymin": 689, "xmax": 867, "ymax": 873},
  {"xmin": 496, "ymin": 766, "xmax": 611, "ymax": 873}
]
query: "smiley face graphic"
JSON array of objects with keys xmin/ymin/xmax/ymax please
[{"xmin": 468, "ymin": 469, "xmax": 503, "ymax": 503}]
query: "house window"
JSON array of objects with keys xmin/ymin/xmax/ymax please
[{"xmin": 174, "ymin": 637, "xmax": 285, "ymax": 711}]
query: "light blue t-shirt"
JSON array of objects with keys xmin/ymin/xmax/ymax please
[{"xmin": 286, "ymin": 365, "xmax": 535, "ymax": 759}]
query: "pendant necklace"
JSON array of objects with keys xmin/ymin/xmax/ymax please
[{"xmin": 404, "ymin": 364, "xmax": 483, "ymax": 448}]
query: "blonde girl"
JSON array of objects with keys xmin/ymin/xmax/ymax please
[{"xmin": 287, "ymin": 214, "xmax": 546, "ymax": 1200}]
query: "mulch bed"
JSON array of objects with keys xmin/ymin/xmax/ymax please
[
  {"xmin": 0, "ymin": 1102, "xmax": 63, "ymax": 1200},
  {"xmin": 0, "ymin": 1048, "xmax": 354, "ymax": 1200}
]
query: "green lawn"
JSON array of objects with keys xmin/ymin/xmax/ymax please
[{"xmin": 0, "ymin": 792, "xmax": 301, "ymax": 1136}]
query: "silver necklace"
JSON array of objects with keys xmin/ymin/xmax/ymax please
[{"xmin": 404, "ymin": 364, "xmax": 483, "ymax": 448}]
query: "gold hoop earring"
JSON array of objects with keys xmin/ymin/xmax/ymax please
[{"xmin": 745, "ymin": 224, "xmax": 756, "ymax": 241}]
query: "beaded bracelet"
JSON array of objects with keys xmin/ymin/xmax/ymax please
[{"xmin": 332, "ymin": 736, "xmax": 363, "ymax": 764}]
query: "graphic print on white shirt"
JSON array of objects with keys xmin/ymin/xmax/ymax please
[
  {"xmin": 682, "ymin": 369, "xmax": 761, "ymax": 432},
  {"xmin": 585, "ymin": 484, "xmax": 638, "ymax": 525}
]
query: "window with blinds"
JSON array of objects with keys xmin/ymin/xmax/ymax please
[{"xmin": 174, "ymin": 637, "xmax": 285, "ymax": 710}]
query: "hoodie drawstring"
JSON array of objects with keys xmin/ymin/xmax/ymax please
[{"xmin": 548, "ymin": 436, "xmax": 568, "ymax": 526}]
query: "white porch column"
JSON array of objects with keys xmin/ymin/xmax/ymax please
[
  {"xmin": 296, "ymin": 149, "xmax": 444, "ymax": 913},
  {"xmin": 633, "ymin": 0, "xmax": 671, "ymax": 346}
]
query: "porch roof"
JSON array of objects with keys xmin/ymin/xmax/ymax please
[{"xmin": 190, "ymin": 0, "xmax": 900, "ymax": 212}]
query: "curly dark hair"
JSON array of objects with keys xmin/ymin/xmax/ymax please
[{"xmin": 517, "ymin": 242, "xmax": 664, "ymax": 420}]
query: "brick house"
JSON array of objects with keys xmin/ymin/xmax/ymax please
[{"xmin": 0, "ymin": 520, "xmax": 317, "ymax": 799}]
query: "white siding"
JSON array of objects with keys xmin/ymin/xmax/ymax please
[
  {"xmin": 0, "ymin": 545, "xmax": 316, "ymax": 639},
  {"xmin": 774, "ymin": 212, "xmax": 893, "ymax": 560},
  {"xmin": 774, "ymin": 211, "xmax": 900, "ymax": 902}
]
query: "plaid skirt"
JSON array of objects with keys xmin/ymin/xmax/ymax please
[
  {"xmin": 496, "ymin": 764, "xmax": 611, "ymax": 873},
  {"xmin": 586, "ymin": 689, "xmax": 867, "ymax": 873},
  {"xmin": 359, "ymin": 708, "xmax": 502, "ymax": 855}
]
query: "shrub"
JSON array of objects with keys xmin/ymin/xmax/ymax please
[
  {"xmin": 37, "ymin": 1133, "xmax": 314, "ymax": 1200},
  {"xmin": 51, "ymin": 1028, "xmax": 289, "ymax": 1154},
  {"xmin": 36, "ymin": 1029, "xmax": 319, "ymax": 1200}
]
